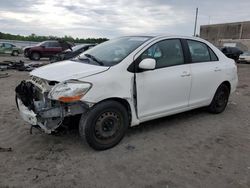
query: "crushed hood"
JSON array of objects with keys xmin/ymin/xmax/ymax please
[{"xmin": 30, "ymin": 60, "xmax": 109, "ymax": 82}]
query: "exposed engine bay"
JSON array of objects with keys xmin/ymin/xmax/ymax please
[{"xmin": 15, "ymin": 76, "xmax": 88, "ymax": 133}]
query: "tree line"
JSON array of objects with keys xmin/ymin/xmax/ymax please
[{"xmin": 0, "ymin": 32, "xmax": 108, "ymax": 44}]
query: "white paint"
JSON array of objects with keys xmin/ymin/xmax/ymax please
[
  {"xmin": 138, "ymin": 58, "xmax": 156, "ymax": 70},
  {"xmin": 30, "ymin": 35, "xmax": 238, "ymax": 127},
  {"xmin": 30, "ymin": 60, "xmax": 109, "ymax": 82}
]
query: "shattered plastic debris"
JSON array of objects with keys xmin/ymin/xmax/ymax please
[
  {"xmin": 0, "ymin": 60, "xmax": 48, "ymax": 72},
  {"xmin": 0, "ymin": 147, "xmax": 12, "ymax": 152},
  {"xmin": 0, "ymin": 73, "xmax": 10, "ymax": 78}
]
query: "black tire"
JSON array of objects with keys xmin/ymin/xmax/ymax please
[
  {"xmin": 79, "ymin": 101, "xmax": 129, "ymax": 150},
  {"xmin": 12, "ymin": 50, "xmax": 19, "ymax": 56},
  {"xmin": 31, "ymin": 52, "xmax": 40, "ymax": 61},
  {"xmin": 208, "ymin": 84, "xmax": 230, "ymax": 114}
]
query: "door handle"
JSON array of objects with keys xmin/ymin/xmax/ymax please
[
  {"xmin": 214, "ymin": 67, "xmax": 221, "ymax": 72},
  {"xmin": 181, "ymin": 71, "xmax": 191, "ymax": 77}
]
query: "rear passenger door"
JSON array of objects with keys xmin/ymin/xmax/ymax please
[
  {"xmin": 44, "ymin": 42, "xmax": 62, "ymax": 56},
  {"xmin": 186, "ymin": 40, "xmax": 223, "ymax": 107}
]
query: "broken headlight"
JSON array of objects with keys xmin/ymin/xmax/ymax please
[{"xmin": 48, "ymin": 80, "xmax": 92, "ymax": 103}]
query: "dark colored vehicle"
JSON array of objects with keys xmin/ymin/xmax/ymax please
[
  {"xmin": 50, "ymin": 44, "xmax": 95, "ymax": 63},
  {"xmin": 0, "ymin": 42, "xmax": 22, "ymax": 56},
  {"xmin": 221, "ymin": 46, "xmax": 243, "ymax": 61},
  {"xmin": 24, "ymin": 40, "xmax": 73, "ymax": 61}
]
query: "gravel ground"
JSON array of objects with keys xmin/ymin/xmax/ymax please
[{"xmin": 0, "ymin": 55, "xmax": 250, "ymax": 188}]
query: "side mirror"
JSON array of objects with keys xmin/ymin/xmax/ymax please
[
  {"xmin": 138, "ymin": 58, "xmax": 156, "ymax": 70},
  {"xmin": 41, "ymin": 45, "xmax": 45, "ymax": 48}
]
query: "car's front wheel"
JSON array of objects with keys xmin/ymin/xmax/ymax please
[
  {"xmin": 208, "ymin": 84, "xmax": 230, "ymax": 114},
  {"xmin": 12, "ymin": 50, "xmax": 19, "ymax": 56},
  {"xmin": 31, "ymin": 52, "xmax": 40, "ymax": 61},
  {"xmin": 79, "ymin": 101, "xmax": 129, "ymax": 150}
]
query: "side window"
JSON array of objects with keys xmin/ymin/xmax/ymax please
[
  {"xmin": 140, "ymin": 39, "xmax": 184, "ymax": 68},
  {"xmin": 43, "ymin": 42, "xmax": 50, "ymax": 47},
  {"xmin": 187, "ymin": 40, "xmax": 210, "ymax": 63},
  {"xmin": 208, "ymin": 47, "xmax": 218, "ymax": 61},
  {"xmin": 4, "ymin": 43, "xmax": 12, "ymax": 48},
  {"xmin": 48, "ymin": 42, "xmax": 60, "ymax": 47}
]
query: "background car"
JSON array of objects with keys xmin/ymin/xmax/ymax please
[
  {"xmin": 221, "ymin": 46, "xmax": 243, "ymax": 61},
  {"xmin": 23, "ymin": 40, "xmax": 73, "ymax": 61},
  {"xmin": 0, "ymin": 42, "xmax": 22, "ymax": 56},
  {"xmin": 238, "ymin": 51, "xmax": 250, "ymax": 63},
  {"xmin": 49, "ymin": 44, "xmax": 95, "ymax": 63}
]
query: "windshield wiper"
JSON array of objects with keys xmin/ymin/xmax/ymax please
[{"xmin": 84, "ymin": 54, "xmax": 104, "ymax": 66}]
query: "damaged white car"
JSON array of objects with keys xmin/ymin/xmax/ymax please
[{"xmin": 15, "ymin": 36, "xmax": 238, "ymax": 150}]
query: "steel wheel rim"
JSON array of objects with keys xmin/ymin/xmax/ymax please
[
  {"xmin": 94, "ymin": 111, "xmax": 122, "ymax": 143},
  {"xmin": 215, "ymin": 90, "xmax": 228, "ymax": 108}
]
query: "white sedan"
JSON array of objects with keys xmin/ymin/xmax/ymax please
[{"xmin": 16, "ymin": 35, "xmax": 238, "ymax": 150}]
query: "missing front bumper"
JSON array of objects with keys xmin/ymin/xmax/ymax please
[
  {"xmin": 16, "ymin": 96, "xmax": 88, "ymax": 134},
  {"xmin": 15, "ymin": 80, "xmax": 89, "ymax": 133}
]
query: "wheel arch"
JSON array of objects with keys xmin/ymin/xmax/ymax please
[
  {"xmin": 30, "ymin": 50, "xmax": 41, "ymax": 56},
  {"xmin": 94, "ymin": 97, "xmax": 132, "ymax": 125},
  {"xmin": 221, "ymin": 80, "xmax": 231, "ymax": 93},
  {"xmin": 31, "ymin": 50, "xmax": 41, "ymax": 54},
  {"xmin": 209, "ymin": 80, "xmax": 231, "ymax": 105}
]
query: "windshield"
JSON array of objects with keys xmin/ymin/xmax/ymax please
[
  {"xmin": 36, "ymin": 41, "xmax": 46, "ymax": 46},
  {"xmin": 77, "ymin": 36, "xmax": 152, "ymax": 66}
]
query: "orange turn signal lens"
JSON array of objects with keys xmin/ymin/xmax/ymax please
[{"xmin": 58, "ymin": 95, "xmax": 83, "ymax": 103}]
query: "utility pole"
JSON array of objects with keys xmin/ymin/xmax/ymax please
[{"xmin": 193, "ymin": 7, "xmax": 198, "ymax": 36}]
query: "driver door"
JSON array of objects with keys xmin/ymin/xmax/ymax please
[{"xmin": 136, "ymin": 39, "xmax": 192, "ymax": 121}]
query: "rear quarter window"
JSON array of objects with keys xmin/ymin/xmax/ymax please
[
  {"xmin": 187, "ymin": 40, "xmax": 218, "ymax": 63},
  {"xmin": 208, "ymin": 47, "xmax": 219, "ymax": 61}
]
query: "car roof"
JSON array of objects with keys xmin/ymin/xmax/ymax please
[
  {"xmin": 43, "ymin": 40, "xmax": 59, "ymax": 42},
  {"xmin": 124, "ymin": 35, "xmax": 207, "ymax": 42}
]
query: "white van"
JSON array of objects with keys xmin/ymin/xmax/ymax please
[{"xmin": 16, "ymin": 35, "xmax": 238, "ymax": 150}]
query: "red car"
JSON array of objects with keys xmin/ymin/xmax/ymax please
[{"xmin": 24, "ymin": 40, "xmax": 72, "ymax": 61}]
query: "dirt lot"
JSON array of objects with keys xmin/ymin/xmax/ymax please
[{"xmin": 0, "ymin": 55, "xmax": 250, "ymax": 188}]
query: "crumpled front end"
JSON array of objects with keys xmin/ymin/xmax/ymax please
[{"xmin": 15, "ymin": 76, "xmax": 88, "ymax": 133}]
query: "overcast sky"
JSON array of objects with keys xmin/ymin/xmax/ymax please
[{"xmin": 0, "ymin": 0, "xmax": 250, "ymax": 38}]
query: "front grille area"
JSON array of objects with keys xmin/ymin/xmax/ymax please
[{"xmin": 16, "ymin": 78, "xmax": 87, "ymax": 132}]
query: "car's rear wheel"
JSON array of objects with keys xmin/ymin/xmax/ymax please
[
  {"xmin": 79, "ymin": 101, "xmax": 129, "ymax": 150},
  {"xmin": 208, "ymin": 84, "xmax": 230, "ymax": 114},
  {"xmin": 31, "ymin": 52, "xmax": 40, "ymax": 61},
  {"xmin": 12, "ymin": 50, "xmax": 19, "ymax": 56}
]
